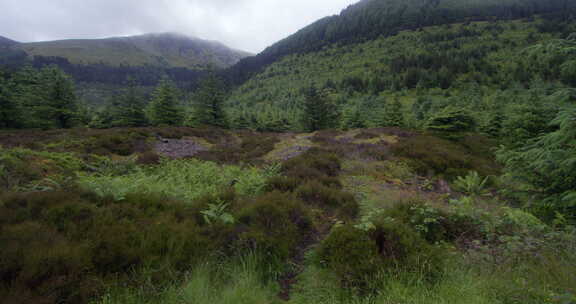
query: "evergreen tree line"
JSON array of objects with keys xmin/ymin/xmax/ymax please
[
  {"xmin": 0, "ymin": 65, "xmax": 226, "ymax": 130},
  {"xmin": 0, "ymin": 53, "xmax": 207, "ymax": 87}
]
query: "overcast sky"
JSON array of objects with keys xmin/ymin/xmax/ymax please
[{"xmin": 0, "ymin": 0, "xmax": 360, "ymax": 53}]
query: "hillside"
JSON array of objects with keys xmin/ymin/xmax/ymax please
[
  {"xmin": 1, "ymin": 0, "xmax": 576, "ymax": 303},
  {"xmin": 0, "ymin": 33, "xmax": 252, "ymax": 104},
  {"xmin": 225, "ymin": 17, "xmax": 576, "ymax": 131},
  {"xmin": 226, "ymin": 0, "xmax": 575, "ymax": 85},
  {"xmin": 19, "ymin": 32, "xmax": 251, "ymax": 69}
]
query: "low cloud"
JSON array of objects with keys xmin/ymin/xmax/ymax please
[{"xmin": 0, "ymin": 0, "xmax": 359, "ymax": 53}]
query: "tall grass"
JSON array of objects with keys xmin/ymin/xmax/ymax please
[
  {"xmin": 92, "ymin": 253, "xmax": 280, "ymax": 304},
  {"xmin": 288, "ymin": 246, "xmax": 576, "ymax": 304},
  {"xmin": 79, "ymin": 159, "xmax": 279, "ymax": 202}
]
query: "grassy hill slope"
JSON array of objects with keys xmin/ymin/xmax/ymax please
[{"xmin": 20, "ymin": 32, "xmax": 252, "ymax": 69}]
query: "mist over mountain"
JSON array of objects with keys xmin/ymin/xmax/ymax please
[
  {"xmin": 0, "ymin": 32, "xmax": 252, "ymax": 102},
  {"xmin": 3, "ymin": 32, "xmax": 251, "ymax": 69}
]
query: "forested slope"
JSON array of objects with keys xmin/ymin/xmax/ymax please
[
  {"xmin": 226, "ymin": 0, "xmax": 576, "ymax": 85},
  {"xmin": 226, "ymin": 18, "xmax": 576, "ymax": 133}
]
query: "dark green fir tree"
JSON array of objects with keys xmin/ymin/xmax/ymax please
[
  {"xmin": 147, "ymin": 76, "xmax": 182, "ymax": 126},
  {"xmin": 114, "ymin": 77, "xmax": 147, "ymax": 127},
  {"xmin": 301, "ymin": 86, "xmax": 339, "ymax": 132},
  {"xmin": 193, "ymin": 71, "xmax": 227, "ymax": 127}
]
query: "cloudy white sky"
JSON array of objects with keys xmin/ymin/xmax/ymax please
[{"xmin": 0, "ymin": 0, "xmax": 360, "ymax": 53}]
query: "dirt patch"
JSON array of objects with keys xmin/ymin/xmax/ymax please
[
  {"xmin": 264, "ymin": 133, "xmax": 315, "ymax": 162},
  {"xmin": 154, "ymin": 138, "xmax": 209, "ymax": 158}
]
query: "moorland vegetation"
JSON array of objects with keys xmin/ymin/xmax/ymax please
[{"xmin": 1, "ymin": 0, "xmax": 575, "ymax": 303}]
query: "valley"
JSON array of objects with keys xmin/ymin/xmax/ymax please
[{"xmin": 1, "ymin": 0, "xmax": 575, "ymax": 303}]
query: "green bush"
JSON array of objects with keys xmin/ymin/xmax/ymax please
[
  {"xmin": 283, "ymin": 148, "xmax": 341, "ymax": 177},
  {"xmin": 316, "ymin": 217, "xmax": 446, "ymax": 291},
  {"xmin": 369, "ymin": 217, "xmax": 446, "ymax": 280},
  {"xmin": 315, "ymin": 225, "xmax": 382, "ymax": 288},
  {"xmin": 381, "ymin": 201, "xmax": 449, "ymax": 243},
  {"xmin": 380, "ymin": 200, "xmax": 484, "ymax": 244},
  {"xmin": 265, "ymin": 176, "xmax": 302, "ymax": 192},
  {"xmin": 453, "ymin": 171, "xmax": 490, "ymax": 196},
  {"xmin": 235, "ymin": 191, "xmax": 314, "ymax": 262}
]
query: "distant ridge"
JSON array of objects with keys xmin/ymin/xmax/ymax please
[
  {"xmin": 2, "ymin": 32, "xmax": 251, "ymax": 69},
  {"xmin": 0, "ymin": 36, "xmax": 19, "ymax": 48}
]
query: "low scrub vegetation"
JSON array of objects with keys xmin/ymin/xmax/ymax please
[{"xmin": 0, "ymin": 126, "xmax": 574, "ymax": 304}]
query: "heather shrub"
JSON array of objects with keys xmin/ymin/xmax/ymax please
[
  {"xmin": 265, "ymin": 176, "xmax": 302, "ymax": 192},
  {"xmin": 369, "ymin": 217, "xmax": 446, "ymax": 279},
  {"xmin": 392, "ymin": 135, "xmax": 498, "ymax": 180},
  {"xmin": 83, "ymin": 132, "xmax": 146, "ymax": 156},
  {"xmin": 283, "ymin": 148, "xmax": 341, "ymax": 177},
  {"xmin": 136, "ymin": 151, "xmax": 161, "ymax": 165},
  {"xmin": 315, "ymin": 225, "xmax": 382, "ymax": 288},
  {"xmin": 317, "ymin": 176, "xmax": 343, "ymax": 189},
  {"xmin": 296, "ymin": 180, "xmax": 359, "ymax": 219},
  {"xmin": 358, "ymin": 142, "xmax": 391, "ymax": 161},
  {"xmin": 316, "ymin": 219, "xmax": 446, "ymax": 291},
  {"xmin": 0, "ymin": 188, "xmax": 220, "ymax": 304},
  {"xmin": 195, "ymin": 133, "xmax": 278, "ymax": 164},
  {"xmin": 235, "ymin": 191, "xmax": 315, "ymax": 263},
  {"xmin": 354, "ymin": 131, "xmax": 379, "ymax": 140},
  {"xmin": 284, "ymin": 166, "xmax": 326, "ymax": 181},
  {"xmin": 0, "ymin": 147, "xmax": 83, "ymax": 190}
]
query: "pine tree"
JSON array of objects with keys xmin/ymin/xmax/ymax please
[
  {"xmin": 381, "ymin": 98, "xmax": 405, "ymax": 127},
  {"xmin": 497, "ymin": 107, "xmax": 576, "ymax": 218},
  {"xmin": 11, "ymin": 66, "xmax": 49, "ymax": 128},
  {"xmin": 40, "ymin": 66, "xmax": 79, "ymax": 129},
  {"xmin": 341, "ymin": 105, "xmax": 365, "ymax": 130},
  {"xmin": 147, "ymin": 77, "xmax": 182, "ymax": 126},
  {"xmin": 114, "ymin": 78, "xmax": 147, "ymax": 127},
  {"xmin": 9, "ymin": 65, "xmax": 79, "ymax": 129},
  {"xmin": 426, "ymin": 106, "xmax": 476, "ymax": 133},
  {"xmin": 89, "ymin": 107, "xmax": 115, "ymax": 129},
  {"xmin": 301, "ymin": 86, "xmax": 339, "ymax": 132},
  {"xmin": 481, "ymin": 110, "xmax": 504, "ymax": 138},
  {"xmin": 0, "ymin": 71, "xmax": 21, "ymax": 129},
  {"xmin": 193, "ymin": 72, "xmax": 226, "ymax": 127}
]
